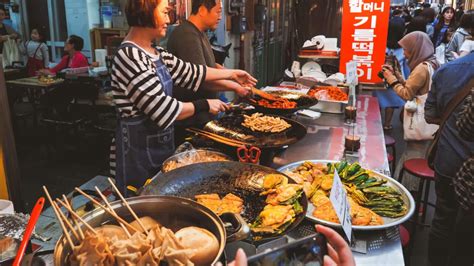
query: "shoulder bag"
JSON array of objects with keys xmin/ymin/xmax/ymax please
[
  {"xmin": 427, "ymin": 78, "xmax": 474, "ymax": 170},
  {"xmin": 403, "ymin": 62, "xmax": 439, "ymax": 141}
]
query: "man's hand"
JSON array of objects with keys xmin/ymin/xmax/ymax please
[
  {"xmin": 230, "ymin": 70, "xmax": 257, "ymax": 87},
  {"xmin": 235, "ymin": 86, "xmax": 252, "ymax": 97}
]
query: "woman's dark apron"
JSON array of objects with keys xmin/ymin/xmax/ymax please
[
  {"xmin": 114, "ymin": 43, "xmax": 174, "ymax": 196},
  {"xmin": 25, "ymin": 41, "xmax": 44, "ymax": 76}
]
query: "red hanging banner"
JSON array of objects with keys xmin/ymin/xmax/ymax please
[{"xmin": 339, "ymin": 0, "xmax": 391, "ymax": 84}]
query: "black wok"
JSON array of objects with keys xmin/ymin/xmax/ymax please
[
  {"xmin": 246, "ymin": 93, "xmax": 318, "ymax": 115},
  {"xmin": 203, "ymin": 112, "xmax": 307, "ymax": 149},
  {"xmin": 139, "ymin": 161, "xmax": 308, "ymax": 242}
]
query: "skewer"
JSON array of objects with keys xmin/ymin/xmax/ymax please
[
  {"xmin": 187, "ymin": 127, "xmax": 247, "ymax": 144},
  {"xmin": 62, "ymin": 195, "xmax": 85, "ymax": 240},
  {"xmin": 53, "ymin": 200, "xmax": 81, "ymax": 241},
  {"xmin": 107, "ymin": 178, "xmax": 148, "ymax": 234},
  {"xmin": 94, "ymin": 186, "xmax": 132, "ymax": 238},
  {"xmin": 74, "ymin": 188, "xmax": 139, "ymax": 233},
  {"xmin": 56, "ymin": 198, "xmax": 97, "ymax": 234},
  {"xmin": 186, "ymin": 128, "xmax": 247, "ymax": 147},
  {"xmin": 42, "ymin": 186, "xmax": 75, "ymax": 249}
]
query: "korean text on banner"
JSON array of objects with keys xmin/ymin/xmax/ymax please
[{"xmin": 339, "ymin": 0, "xmax": 390, "ymax": 84}]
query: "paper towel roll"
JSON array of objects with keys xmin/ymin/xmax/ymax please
[
  {"xmin": 0, "ymin": 199, "xmax": 14, "ymax": 214},
  {"xmin": 95, "ymin": 49, "xmax": 107, "ymax": 66},
  {"xmin": 311, "ymin": 35, "xmax": 326, "ymax": 50}
]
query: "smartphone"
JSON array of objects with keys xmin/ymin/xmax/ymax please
[{"xmin": 247, "ymin": 233, "xmax": 327, "ymax": 266}]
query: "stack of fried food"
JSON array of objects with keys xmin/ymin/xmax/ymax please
[
  {"xmin": 251, "ymin": 174, "xmax": 304, "ymax": 235},
  {"xmin": 242, "ymin": 113, "xmax": 292, "ymax": 133},
  {"xmin": 285, "ymin": 161, "xmax": 408, "ymax": 226},
  {"xmin": 43, "ymin": 179, "xmax": 220, "ymax": 266},
  {"xmin": 195, "ymin": 193, "xmax": 244, "ymax": 215}
]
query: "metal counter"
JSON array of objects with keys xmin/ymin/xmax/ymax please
[{"xmin": 274, "ymin": 95, "xmax": 404, "ymax": 266}]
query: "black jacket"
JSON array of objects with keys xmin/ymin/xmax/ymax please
[{"xmin": 387, "ymin": 16, "xmax": 405, "ymax": 49}]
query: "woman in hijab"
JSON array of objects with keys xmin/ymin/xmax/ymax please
[{"xmin": 382, "ymin": 31, "xmax": 440, "ymax": 192}]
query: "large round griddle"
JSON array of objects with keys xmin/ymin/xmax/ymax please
[{"xmin": 139, "ymin": 161, "xmax": 308, "ymax": 241}]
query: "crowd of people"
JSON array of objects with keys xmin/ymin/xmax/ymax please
[{"xmin": 376, "ymin": 3, "xmax": 474, "ymax": 266}]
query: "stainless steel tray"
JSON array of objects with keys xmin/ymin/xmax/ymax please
[{"xmin": 277, "ymin": 160, "xmax": 415, "ymax": 231}]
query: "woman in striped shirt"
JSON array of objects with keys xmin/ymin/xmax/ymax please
[{"xmin": 112, "ymin": 0, "xmax": 256, "ymax": 195}]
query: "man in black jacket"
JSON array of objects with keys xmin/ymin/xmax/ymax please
[{"xmin": 167, "ymin": 0, "xmax": 250, "ymax": 145}]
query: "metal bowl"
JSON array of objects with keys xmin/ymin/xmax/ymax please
[
  {"xmin": 54, "ymin": 196, "xmax": 248, "ymax": 265},
  {"xmin": 162, "ymin": 149, "xmax": 232, "ymax": 173},
  {"xmin": 278, "ymin": 160, "xmax": 415, "ymax": 231}
]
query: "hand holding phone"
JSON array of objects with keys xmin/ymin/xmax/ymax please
[
  {"xmin": 315, "ymin": 225, "xmax": 356, "ymax": 266},
  {"xmin": 247, "ymin": 233, "xmax": 327, "ymax": 266}
]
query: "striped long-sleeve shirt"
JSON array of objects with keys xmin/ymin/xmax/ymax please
[
  {"xmin": 111, "ymin": 42, "xmax": 207, "ymax": 129},
  {"xmin": 110, "ymin": 42, "xmax": 207, "ymax": 177}
]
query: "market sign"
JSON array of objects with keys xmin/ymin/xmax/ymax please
[{"xmin": 339, "ymin": 0, "xmax": 390, "ymax": 84}]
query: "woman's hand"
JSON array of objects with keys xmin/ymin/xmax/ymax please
[
  {"xmin": 316, "ymin": 225, "xmax": 355, "ymax": 266},
  {"xmin": 382, "ymin": 64, "xmax": 395, "ymax": 80},
  {"xmin": 230, "ymin": 70, "xmax": 257, "ymax": 87},
  {"xmin": 207, "ymin": 99, "xmax": 230, "ymax": 115}
]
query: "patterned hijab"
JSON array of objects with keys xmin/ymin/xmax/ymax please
[{"xmin": 398, "ymin": 31, "xmax": 440, "ymax": 70}]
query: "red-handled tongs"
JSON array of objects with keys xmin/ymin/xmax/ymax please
[{"xmin": 12, "ymin": 197, "xmax": 45, "ymax": 266}]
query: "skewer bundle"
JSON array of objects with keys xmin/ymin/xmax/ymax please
[{"xmin": 42, "ymin": 178, "xmax": 197, "ymax": 265}]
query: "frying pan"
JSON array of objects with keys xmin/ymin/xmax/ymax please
[
  {"xmin": 246, "ymin": 93, "xmax": 318, "ymax": 115},
  {"xmin": 139, "ymin": 161, "xmax": 308, "ymax": 242},
  {"xmin": 203, "ymin": 112, "xmax": 307, "ymax": 149}
]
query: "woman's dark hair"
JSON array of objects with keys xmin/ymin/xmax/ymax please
[
  {"xmin": 68, "ymin": 35, "xmax": 84, "ymax": 51},
  {"xmin": 191, "ymin": 0, "xmax": 217, "ymax": 14},
  {"xmin": 434, "ymin": 7, "xmax": 456, "ymax": 32},
  {"xmin": 420, "ymin": 8, "xmax": 436, "ymax": 23},
  {"xmin": 406, "ymin": 16, "xmax": 428, "ymax": 34},
  {"xmin": 125, "ymin": 0, "xmax": 160, "ymax": 28},
  {"xmin": 459, "ymin": 10, "xmax": 474, "ymax": 33}
]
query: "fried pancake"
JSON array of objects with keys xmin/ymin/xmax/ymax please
[
  {"xmin": 310, "ymin": 190, "xmax": 330, "ymax": 207},
  {"xmin": 263, "ymin": 174, "xmax": 287, "ymax": 189},
  {"xmin": 312, "ymin": 202, "xmax": 340, "ymax": 223},
  {"xmin": 221, "ymin": 193, "xmax": 244, "ymax": 214},
  {"xmin": 195, "ymin": 193, "xmax": 244, "ymax": 215},
  {"xmin": 260, "ymin": 205, "xmax": 295, "ymax": 227}
]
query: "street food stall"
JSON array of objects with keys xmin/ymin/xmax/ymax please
[{"xmin": 0, "ymin": 87, "xmax": 412, "ymax": 265}]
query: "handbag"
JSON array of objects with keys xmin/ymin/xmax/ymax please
[
  {"xmin": 403, "ymin": 62, "xmax": 439, "ymax": 141},
  {"xmin": 427, "ymin": 78, "xmax": 474, "ymax": 170}
]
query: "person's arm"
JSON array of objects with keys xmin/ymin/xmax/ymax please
[
  {"xmin": 445, "ymin": 33, "xmax": 460, "ymax": 62},
  {"xmin": 383, "ymin": 64, "xmax": 428, "ymax": 100},
  {"xmin": 40, "ymin": 43, "xmax": 49, "ymax": 67},
  {"xmin": 204, "ymin": 79, "xmax": 251, "ymax": 97},
  {"xmin": 18, "ymin": 40, "xmax": 26, "ymax": 55},
  {"xmin": 215, "ymin": 63, "xmax": 225, "ymax": 69},
  {"xmin": 48, "ymin": 55, "xmax": 68, "ymax": 74},
  {"xmin": 114, "ymin": 48, "xmax": 227, "ymax": 129},
  {"xmin": 161, "ymin": 50, "xmax": 257, "ymax": 91},
  {"xmin": 5, "ymin": 24, "xmax": 19, "ymax": 40},
  {"xmin": 456, "ymin": 90, "xmax": 474, "ymax": 141},
  {"xmin": 425, "ymin": 71, "xmax": 441, "ymax": 124}
]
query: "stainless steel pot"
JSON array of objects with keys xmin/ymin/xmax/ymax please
[
  {"xmin": 54, "ymin": 196, "xmax": 250, "ymax": 265},
  {"xmin": 162, "ymin": 149, "xmax": 232, "ymax": 173}
]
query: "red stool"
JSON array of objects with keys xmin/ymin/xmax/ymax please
[
  {"xmin": 384, "ymin": 135, "xmax": 396, "ymax": 173},
  {"xmin": 387, "ymin": 153, "xmax": 395, "ymax": 174},
  {"xmin": 399, "ymin": 225, "xmax": 410, "ymax": 248},
  {"xmin": 398, "ymin": 158, "xmax": 435, "ymax": 227}
]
